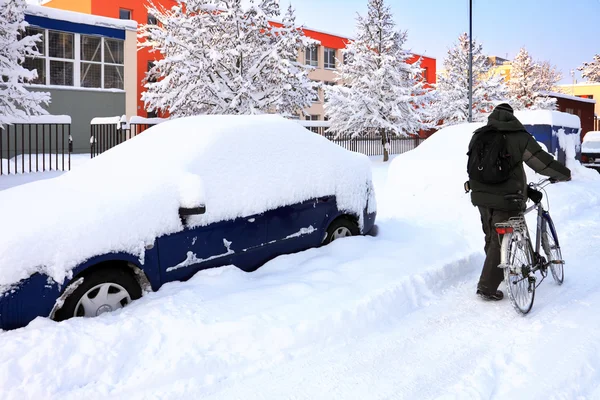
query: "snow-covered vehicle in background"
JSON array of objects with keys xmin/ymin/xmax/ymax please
[
  {"xmin": 581, "ymin": 131, "xmax": 600, "ymax": 171},
  {"xmin": 0, "ymin": 115, "xmax": 377, "ymax": 330}
]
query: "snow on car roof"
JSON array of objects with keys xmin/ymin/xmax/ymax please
[
  {"xmin": 583, "ymin": 131, "xmax": 600, "ymax": 142},
  {"xmin": 0, "ymin": 115, "xmax": 373, "ymax": 293}
]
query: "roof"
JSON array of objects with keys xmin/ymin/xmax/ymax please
[
  {"xmin": 543, "ymin": 91, "xmax": 597, "ymax": 104},
  {"xmin": 26, "ymin": 4, "xmax": 137, "ymax": 31},
  {"xmin": 557, "ymin": 82, "xmax": 600, "ymax": 88}
]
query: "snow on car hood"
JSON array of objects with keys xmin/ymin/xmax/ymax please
[{"xmin": 0, "ymin": 115, "xmax": 373, "ymax": 293}]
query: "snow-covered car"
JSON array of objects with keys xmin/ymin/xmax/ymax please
[
  {"xmin": 0, "ymin": 115, "xmax": 377, "ymax": 330},
  {"xmin": 582, "ymin": 131, "xmax": 600, "ymax": 171}
]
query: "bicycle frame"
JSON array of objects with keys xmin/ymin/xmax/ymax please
[{"xmin": 506, "ymin": 179, "xmax": 554, "ymax": 277}]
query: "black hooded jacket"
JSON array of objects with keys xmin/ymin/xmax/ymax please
[{"xmin": 468, "ymin": 108, "xmax": 571, "ymax": 211}]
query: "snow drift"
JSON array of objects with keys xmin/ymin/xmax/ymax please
[{"xmin": 0, "ymin": 115, "xmax": 373, "ymax": 293}]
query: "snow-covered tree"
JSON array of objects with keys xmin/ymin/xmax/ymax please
[
  {"xmin": 537, "ymin": 60, "xmax": 562, "ymax": 93},
  {"xmin": 507, "ymin": 48, "xmax": 556, "ymax": 110},
  {"xmin": 433, "ymin": 33, "xmax": 506, "ymax": 127},
  {"xmin": 139, "ymin": 0, "xmax": 317, "ymax": 117},
  {"xmin": 578, "ymin": 54, "xmax": 600, "ymax": 83},
  {"xmin": 0, "ymin": 0, "xmax": 50, "ymax": 128},
  {"xmin": 324, "ymin": 0, "xmax": 434, "ymax": 162}
]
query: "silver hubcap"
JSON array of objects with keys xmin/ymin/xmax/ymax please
[
  {"xmin": 331, "ymin": 227, "xmax": 352, "ymax": 241},
  {"xmin": 74, "ymin": 283, "xmax": 132, "ymax": 318}
]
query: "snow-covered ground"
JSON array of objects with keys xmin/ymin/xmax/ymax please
[{"xmin": 1, "ymin": 125, "xmax": 600, "ymax": 400}]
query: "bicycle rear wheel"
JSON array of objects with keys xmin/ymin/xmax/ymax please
[
  {"xmin": 542, "ymin": 213, "xmax": 564, "ymax": 285},
  {"xmin": 501, "ymin": 231, "xmax": 536, "ymax": 315}
]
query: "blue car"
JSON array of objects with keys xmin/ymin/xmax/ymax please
[{"xmin": 0, "ymin": 115, "xmax": 377, "ymax": 330}]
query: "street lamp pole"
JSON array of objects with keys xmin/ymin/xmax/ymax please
[{"xmin": 468, "ymin": 0, "xmax": 473, "ymax": 123}]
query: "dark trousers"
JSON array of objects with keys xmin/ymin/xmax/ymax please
[{"xmin": 477, "ymin": 206, "xmax": 520, "ymax": 293}]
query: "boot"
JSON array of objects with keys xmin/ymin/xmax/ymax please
[{"xmin": 476, "ymin": 289, "xmax": 504, "ymax": 301}]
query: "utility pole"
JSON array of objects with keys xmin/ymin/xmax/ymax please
[{"xmin": 468, "ymin": 0, "xmax": 473, "ymax": 122}]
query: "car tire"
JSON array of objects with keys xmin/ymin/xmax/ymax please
[
  {"xmin": 324, "ymin": 217, "xmax": 359, "ymax": 244},
  {"xmin": 54, "ymin": 267, "xmax": 142, "ymax": 322}
]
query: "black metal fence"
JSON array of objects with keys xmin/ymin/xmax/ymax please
[
  {"xmin": 90, "ymin": 122, "xmax": 156, "ymax": 158},
  {"xmin": 1, "ymin": 122, "xmax": 72, "ymax": 175},
  {"xmin": 309, "ymin": 126, "xmax": 426, "ymax": 156}
]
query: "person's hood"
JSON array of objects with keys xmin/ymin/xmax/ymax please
[{"xmin": 486, "ymin": 108, "xmax": 527, "ymax": 132}]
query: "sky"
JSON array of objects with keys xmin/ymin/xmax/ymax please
[{"xmin": 284, "ymin": 0, "xmax": 599, "ymax": 84}]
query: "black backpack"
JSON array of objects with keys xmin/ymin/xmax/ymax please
[{"xmin": 467, "ymin": 126, "xmax": 512, "ymax": 184}]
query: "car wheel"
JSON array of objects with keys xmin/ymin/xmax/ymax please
[
  {"xmin": 324, "ymin": 217, "xmax": 359, "ymax": 244},
  {"xmin": 54, "ymin": 267, "xmax": 142, "ymax": 322}
]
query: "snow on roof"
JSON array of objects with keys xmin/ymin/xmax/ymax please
[
  {"xmin": 542, "ymin": 91, "xmax": 596, "ymax": 104},
  {"xmin": 26, "ymin": 4, "xmax": 137, "ymax": 30},
  {"xmin": 557, "ymin": 82, "xmax": 600, "ymax": 88},
  {"xmin": 2, "ymin": 115, "xmax": 71, "ymax": 124},
  {"xmin": 0, "ymin": 114, "xmax": 373, "ymax": 293},
  {"xmin": 514, "ymin": 110, "xmax": 581, "ymax": 129}
]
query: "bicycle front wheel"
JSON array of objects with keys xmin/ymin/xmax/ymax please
[
  {"xmin": 542, "ymin": 213, "xmax": 564, "ymax": 285},
  {"xmin": 501, "ymin": 231, "xmax": 536, "ymax": 315}
]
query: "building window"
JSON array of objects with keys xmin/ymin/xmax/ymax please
[
  {"xmin": 324, "ymin": 48, "xmax": 336, "ymax": 69},
  {"xmin": 147, "ymin": 111, "xmax": 158, "ymax": 118},
  {"xmin": 147, "ymin": 13, "xmax": 157, "ymax": 25},
  {"xmin": 104, "ymin": 38, "xmax": 124, "ymax": 89},
  {"xmin": 565, "ymin": 108, "xmax": 575, "ymax": 114},
  {"xmin": 49, "ymin": 30, "xmax": 74, "ymax": 86},
  {"xmin": 147, "ymin": 61, "xmax": 157, "ymax": 83},
  {"xmin": 119, "ymin": 9, "xmax": 131, "ymax": 20},
  {"xmin": 21, "ymin": 27, "xmax": 46, "ymax": 85},
  {"xmin": 21, "ymin": 27, "xmax": 124, "ymax": 90},
  {"xmin": 80, "ymin": 35, "xmax": 102, "ymax": 87},
  {"xmin": 311, "ymin": 81, "xmax": 320, "ymax": 102},
  {"xmin": 305, "ymin": 45, "xmax": 318, "ymax": 67},
  {"xmin": 422, "ymin": 67, "xmax": 428, "ymax": 81},
  {"xmin": 323, "ymin": 81, "xmax": 335, "ymax": 102}
]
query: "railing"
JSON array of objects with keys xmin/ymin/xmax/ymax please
[
  {"xmin": 90, "ymin": 116, "xmax": 166, "ymax": 158},
  {"xmin": 0, "ymin": 116, "xmax": 72, "ymax": 175},
  {"xmin": 299, "ymin": 122, "xmax": 426, "ymax": 156}
]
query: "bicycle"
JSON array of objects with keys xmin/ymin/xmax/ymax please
[{"xmin": 494, "ymin": 178, "xmax": 565, "ymax": 315}]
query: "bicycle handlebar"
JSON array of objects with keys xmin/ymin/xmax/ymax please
[{"xmin": 530, "ymin": 178, "xmax": 554, "ymax": 190}]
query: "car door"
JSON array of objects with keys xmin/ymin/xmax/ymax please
[
  {"xmin": 156, "ymin": 212, "xmax": 267, "ymax": 284},
  {"xmin": 263, "ymin": 196, "xmax": 335, "ymax": 258}
]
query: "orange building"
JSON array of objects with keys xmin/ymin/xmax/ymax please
[{"xmin": 44, "ymin": 0, "xmax": 436, "ymax": 119}]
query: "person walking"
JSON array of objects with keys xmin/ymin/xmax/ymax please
[{"xmin": 466, "ymin": 103, "xmax": 571, "ymax": 300}]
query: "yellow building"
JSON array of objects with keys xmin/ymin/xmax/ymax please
[
  {"xmin": 558, "ymin": 82, "xmax": 600, "ymax": 130},
  {"xmin": 487, "ymin": 56, "xmax": 512, "ymax": 81},
  {"xmin": 435, "ymin": 56, "xmax": 512, "ymax": 82}
]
